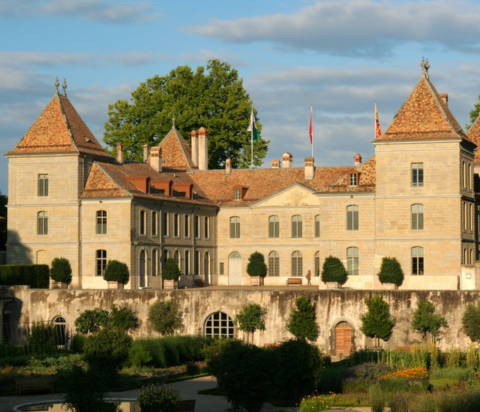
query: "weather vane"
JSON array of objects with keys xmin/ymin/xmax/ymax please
[{"xmin": 421, "ymin": 57, "xmax": 430, "ymax": 79}]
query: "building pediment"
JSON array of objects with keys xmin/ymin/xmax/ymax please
[{"xmin": 252, "ymin": 183, "xmax": 319, "ymax": 208}]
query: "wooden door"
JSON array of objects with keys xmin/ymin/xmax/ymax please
[{"xmin": 335, "ymin": 322, "xmax": 352, "ymax": 356}]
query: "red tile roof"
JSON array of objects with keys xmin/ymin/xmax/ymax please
[
  {"xmin": 6, "ymin": 93, "xmax": 112, "ymax": 158},
  {"xmin": 318, "ymin": 157, "xmax": 376, "ymax": 193},
  {"xmin": 468, "ymin": 115, "xmax": 480, "ymax": 164},
  {"xmin": 377, "ymin": 76, "xmax": 471, "ymax": 143},
  {"xmin": 155, "ymin": 128, "xmax": 195, "ymax": 172}
]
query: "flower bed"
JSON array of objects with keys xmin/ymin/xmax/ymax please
[{"xmin": 378, "ymin": 367, "xmax": 429, "ymax": 381}]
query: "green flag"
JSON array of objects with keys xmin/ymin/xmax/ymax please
[{"xmin": 247, "ymin": 109, "xmax": 259, "ymax": 142}]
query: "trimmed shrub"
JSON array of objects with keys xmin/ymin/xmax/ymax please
[
  {"xmin": 246, "ymin": 251, "xmax": 267, "ymax": 277},
  {"xmin": 0, "ymin": 264, "xmax": 49, "ymax": 288},
  {"xmin": 103, "ymin": 260, "xmax": 129, "ymax": 284},
  {"xmin": 137, "ymin": 384, "xmax": 182, "ymax": 412},
  {"xmin": 360, "ymin": 294, "xmax": 395, "ymax": 346},
  {"xmin": 108, "ymin": 304, "xmax": 136, "ymax": 331},
  {"xmin": 50, "ymin": 257, "xmax": 72, "ymax": 284},
  {"xmin": 27, "ymin": 321, "xmax": 57, "ymax": 355},
  {"xmin": 235, "ymin": 303, "xmax": 265, "ymax": 343},
  {"xmin": 321, "ymin": 255, "xmax": 348, "ymax": 284},
  {"xmin": 161, "ymin": 257, "xmax": 181, "ymax": 281},
  {"xmin": 74, "ymin": 308, "xmax": 108, "ymax": 334},
  {"xmin": 286, "ymin": 295, "xmax": 319, "ymax": 341},
  {"xmin": 462, "ymin": 300, "xmax": 480, "ymax": 343},
  {"xmin": 411, "ymin": 299, "xmax": 447, "ymax": 341},
  {"xmin": 148, "ymin": 299, "xmax": 182, "ymax": 335},
  {"xmin": 378, "ymin": 256, "xmax": 404, "ymax": 286}
]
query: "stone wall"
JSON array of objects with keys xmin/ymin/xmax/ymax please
[{"xmin": 4, "ymin": 287, "xmax": 480, "ymax": 354}]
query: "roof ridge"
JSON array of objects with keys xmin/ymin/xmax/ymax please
[
  {"xmin": 173, "ymin": 128, "xmax": 193, "ymax": 172},
  {"xmin": 56, "ymin": 94, "xmax": 79, "ymax": 153},
  {"xmin": 94, "ymin": 162, "xmax": 132, "ymax": 197}
]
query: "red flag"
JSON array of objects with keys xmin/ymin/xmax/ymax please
[
  {"xmin": 375, "ymin": 102, "xmax": 381, "ymax": 138},
  {"xmin": 309, "ymin": 105, "xmax": 313, "ymax": 144}
]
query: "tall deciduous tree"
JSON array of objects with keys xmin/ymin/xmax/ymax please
[
  {"xmin": 286, "ymin": 296, "xmax": 319, "ymax": 341},
  {"xmin": 104, "ymin": 60, "xmax": 268, "ymax": 169},
  {"xmin": 411, "ymin": 299, "xmax": 447, "ymax": 341},
  {"xmin": 360, "ymin": 294, "xmax": 394, "ymax": 347}
]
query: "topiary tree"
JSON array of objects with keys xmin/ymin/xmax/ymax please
[
  {"xmin": 108, "ymin": 304, "xmax": 137, "ymax": 331},
  {"xmin": 103, "ymin": 260, "xmax": 129, "ymax": 284},
  {"xmin": 378, "ymin": 257, "xmax": 404, "ymax": 286},
  {"xmin": 246, "ymin": 251, "xmax": 267, "ymax": 277},
  {"xmin": 360, "ymin": 294, "xmax": 395, "ymax": 347},
  {"xmin": 161, "ymin": 257, "xmax": 181, "ymax": 281},
  {"xmin": 411, "ymin": 299, "xmax": 448, "ymax": 342},
  {"xmin": 286, "ymin": 295, "xmax": 319, "ymax": 341},
  {"xmin": 50, "ymin": 257, "xmax": 72, "ymax": 284},
  {"xmin": 235, "ymin": 303, "xmax": 265, "ymax": 343},
  {"xmin": 321, "ymin": 255, "xmax": 348, "ymax": 285},
  {"xmin": 148, "ymin": 299, "xmax": 182, "ymax": 335},
  {"xmin": 74, "ymin": 308, "xmax": 109, "ymax": 334},
  {"xmin": 462, "ymin": 300, "xmax": 480, "ymax": 343}
]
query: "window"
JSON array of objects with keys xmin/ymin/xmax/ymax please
[
  {"xmin": 152, "ymin": 249, "xmax": 158, "ymax": 276},
  {"xmin": 235, "ymin": 189, "xmax": 241, "ymax": 200},
  {"xmin": 152, "ymin": 212, "xmax": 157, "ymax": 236},
  {"xmin": 174, "ymin": 250, "xmax": 180, "ymax": 269},
  {"xmin": 96, "ymin": 249, "xmax": 107, "ymax": 276},
  {"xmin": 204, "ymin": 312, "xmax": 234, "ymax": 338},
  {"xmin": 269, "ymin": 215, "xmax": 279, "ymax": 238},
  {"xmin": 38, "ymin": 174, "xmax": 49, "ymax": 196},
  {"xmin": 205, "ymin": 217, "xmax": 209, "ymax": 239},
  {"xmin": 269, "ymin": 251, "xmax": 279, "ymax": 276},
  {"xmin": 464, "ymin": 202, "xmax": 468, "ymax": 232},
  {"xmin": 195, "ymin": 216, "xmax": 200, "ymax": 238},
  {"xmin": 412, "ymin": 246, "xmax": 424, "ymax": 275},
  {"xmin": 463, "ymin": 162, "xmax": 467, "ymax": 189},
  {"xmin": 349, "ymin": 173, "xmax": 357, "ymax": 186},
  {"xmin": 411, "ymin": 204, "xmax": 424, "ymax": 230},
  {"xmin": 291, "ymin": 251, "xmax": 303, "ymax": 277},
  {"xmin": 53, "ymin": 317, "xmax": 66, "ymax": 346},
  {"xmin": 96, "ymin": 210, "xmax": 107, "ymax": 234},
  {"xmin": 185, "ymin": 215, "xmax": 190, "ymax": 237},
  {"xmin": 471, "ymin": 250, "xmax": 474, "ymax": 265},
  {"xmin": 174, "ymin": 214, "xmax": 179, "ymax": 237},
  {"xmin": 412, "ymin": 163, "xmax": 424, "ymax": 187},
  {"xmin": 347, "ymin": 247, "xmax": 359, "ymax": 275},
  {"xmin": 230, "ymin": 216, "xmax": 240, "ymax": 238},
  {"xmin": 315, "ymin": 215, "xmax": 320, "ymax": 237},
  {"xmin": 291, "ymin": 215, "xmax": 302, "ymax": 238},
  {"xmin": 194, "ymin": 251, "xmax": 200, "ymax": 275},
  {"xmin": 140, "ymin": 210, "xmax": 146, "ymax": 235},
  {"xmin": 163, "ymin": 213, "xmax": 169, "ymax": 236},
  {"xmin": 37, "ymin": 211, "xmax": 48, "ymax": 235},
  {"xmin": 471, "ymin": 204, "xmax": 475, "ymax": 232},
  {"xmin": 347, "ymin": 205, "xmax": 359, "ymax": 230},
  {"xmin": 204, "ymin": 252, "xmax": 209, "ymax": 277},
  {"xmin": 315, "ymin": 251, "xmax": 320, "ymax": 276},
  {"xmin": 469, "ymin": 164, "xmax": 473, "ymax": 190},
  {"xmin": 219, "ymin": 262, "xmax": 224, "ymax": 275},
  {"xmin": 185, "ymin": 251, "xmax": 190, "ymax": 275},
  {"xmin": 464, "ymin": 248, "xmax": 468, "ymax": 265}
]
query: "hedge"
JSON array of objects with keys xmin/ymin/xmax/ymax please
[{"xmin": 0, "ymin": 264, "xmax": 49, "ymax": 288}]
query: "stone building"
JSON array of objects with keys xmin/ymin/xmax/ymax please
[{"xmin": 5, "ymin": 68, "xmax": 480, "ymax": 291}]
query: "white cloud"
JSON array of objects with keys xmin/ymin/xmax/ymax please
[
  {"xmin": 102, "ymin": 52, "xmax": 156, "ymax": 67},
  {"xmin": 181, "ymin": 50, "xmax": 248, "ymax": 67},
  {"xmin": 0, "ymin": 0, "xmax": 160, "ymax": 24},
  {"xmin": 186, "ymin": 0, "xmax": 480, "ymax": 57}
]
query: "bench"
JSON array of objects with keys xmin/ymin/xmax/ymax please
[
  {"xmin": 176, "ymin": 399, "xmax": 196, "ymax": 411},
  {"xmin": 15, "ymin": 376, "xmax": 54, "ymax": 396},
  {"xmin": 286, "ymin": 278, "xmax": 302, "ymax": 286}
]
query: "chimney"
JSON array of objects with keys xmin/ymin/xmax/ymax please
[
  {"xmin": 440, "ymin": 93, "xmax": 448, "ymax": 107},
  {"xmin": 271, "ymin": 159, "xmax": 280, "ymax": 168},
  {"xmin": 191, "ymin": 130, "xmax": 198, "ymax": 167},
  {"xmin": 225, "ymin": 158, "xmax": 232, "ymax": 175},
  {"xmin": 150, "ymin": 147, "xmax": 163, "ymax": 173},
  {"xmin": 143, "ymin": 144, "xmax": 150, "ymax": 163},
  {"xmin": 198, "ymin": 127, "xmax": 208, "ymax": 171},
  {"xmin": 354, "ymin": 153, "xmax": 362, "ymax": 166},
  {"xmin": 282, "ymin": 152, "xmax": 292, "ymax": 168},
  {"xmin": 305, "ymin": 157, "xmax": 314, "ymax": 180},
  {"xmin": 116, "ymin": 144, "xmax": 124, "ymax": 164}
]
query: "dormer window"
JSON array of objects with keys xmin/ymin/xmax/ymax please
[
  {"xmin": 233, "ymin": 186, "xmax": 247, "ymax": 200},
  {"xmin": 235, "ymin": 189, "xmax": 241, "ymax": 200},
  {"xmin": 349, "ymin": 174, "xmax": 357, "ymax": 186}
]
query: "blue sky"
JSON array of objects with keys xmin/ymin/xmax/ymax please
[{"xmin": 2, "ymin": 0, "xmax": 480, "ymax": 195}]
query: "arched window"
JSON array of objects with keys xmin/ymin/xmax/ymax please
[
  {"xmin": 315, "ymin": 251, "xmax": 320, "ymax": 276},
  {"xmin": 268, "ymin": 251, "xmax": 279, "ymax": 276},
  {"xmin": 411, "ymin": 204, "xmax": 424, "ymax": 230},
  {"xmin": 185, "ymin": 250, "xmax": 190, "ymax": 275},
  {"xmin": 230, "ymin": 216, "xmax": 240, "ymax": 238},
  {"xmin": 140, "ymin": 210, "xmax": 146, "ymax": 235},
  {"xmin": 37, "ymin": 211, "xmax": 48, "ymax": 235},
  {"xmin": 152, "ymin": 249, "xmax": 158, "ymax": 276},
  {"xmin": 291, "ymin": 215, "xmax": 302, "ymax": 238},
  {"xmin": 347, "ymin": 206, "xmax": 359, "ymax": 230},
  {"xmin": 291, "ymin": 251, "xmax": 303, "ymax": 277},
  {"xmin": 412, "ymin": 247, "xmax": 424, "ymax": 275},
  {"xmin": 96, "ymin": 210, "xmax": 107, "ymax": 234},
  {"xmin": 229, "ymin": 251, "xmax": 241, "ymax": 259},
  {"xmin": 204, "ymin": 312, "xmax": 234, "ymax": 338},
  {"xmin": 53, "ymin": 317, "xmax": 66, "ymax": 346},
  {"xmin": 315, "ymin": 215, "xmax": 320, "ymax": 237},
  {"xmin": 96, "ymin": 249, "xmax": 107, "ymax": 276},
  {"xmin": 347, "ymin": 247, "xmax": 359, "ymax": 275},
  {"xmin": 152, "ymin": 212, "xmax": 157, "ymax": 236},
  {"xmin": 269, "ymin": 215, "xmax": 279, "ymax": 238}
]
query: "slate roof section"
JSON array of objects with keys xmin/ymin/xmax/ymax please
[
  {"xmin": 468, "ymin": 115, "xmax": 480, "ymax": 164},
  {"xmin": 189, "ymin": 166, "xmax": 355, "ymax": 206},
  {"xmin": 155, "ymin": 128, "xmax": 195, "ymax": 172},
  {"xmin": 377, "ymin": 76, "xmax": 471, "ymax": 143},
  {"xmin": 6, "ymin": 93, "xmax": 112, "ymax": 158}
]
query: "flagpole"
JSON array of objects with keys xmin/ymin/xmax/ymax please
[
  {"xmin": 374, "ymin": 101, "xmax": 376, "ymax": 140},
  {"xmin": 251, "ymin": 126, "xmax": 254, "ymax": 168},
  {"xmin": 311, "ymin": 104, "xmax": 313, "ymax": 158}
]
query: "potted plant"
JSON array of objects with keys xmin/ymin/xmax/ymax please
[
  {"xmin": 378, "ymin": 257, "xmax": 404, "ymax": 290},
  {"xmin": 247, "ymin": 251, "xmax": 267, "ymax": 286},
  {"xmin": 162, "ymin": 257, "xmax": 181, "ymax": 289},
  {"xmin": 321, "ymin": 255, "xmax": 348, "ymax": 288},
  {"xmin": 50, "ymin": 257, "xmax": 72, "ymax": 289},
  {"xmin": 103, "ymin": 260, "xmax": 129, "ymax": 289}
]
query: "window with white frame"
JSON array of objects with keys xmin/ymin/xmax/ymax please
[
  {"xmin": 204, "ymin": 312, "xmax": 234, "ymax": 338},
  {"xmin": 269, "ymin": 251, "xmax": 279, "ymax": 276},
  {"xmin": 96, "ymin": 249, "xmax": 107, "ymax": 276},
  {"xmin": 315, "ymin": 251, "xmax": 320, "ymax": 276},
  {"xmin": 347, "ymin": 205, "xmax": 359, "ymax": 230},
  {"xmin": 349, "ymin": 173, "xmax": 357, "ymax": 186},
  {"xmin": 269, "ymin": 215, "xmax": 279, "ymax": 238},
  {"xmin": 412, "ymin": 246, "xmax": 424, "ymax": 275},
  {"xmin": 315, "ymin": 215, "xmax": 320, "ymax": 237},
  {"xmin": 291, "ymin": 215, "xmax": 302, "ymax": 238},
  {"xmin": 230, "ymin": 216, "xmax": 240, "ymax": 238},
  {"xmin": 234, "ymin": 189, "xmax": 241, "ymax": 200},
  {"xmin": 37, "ymin": 211, "xmax": 48, "ymax": 235},
  {"xmin": 96, "ymin": 210, "xmax": 107, "ymax": 234},
  {"xmin": 291, "ymin": 251, "xmax": 303, "ymax": 277},
  {"xmin": 411, "ymin": 163, "xmax": 424, "ymax": 187},
  {"xmin": 38, "ymin": 174, "xmax": 49, "ymax": 196},
  {"xmin": 347, "ymin": 247, "xmax": 359, "ymax": 275},
  {"xmin": 411, "ymin": 204, "xmax": 424, "ymax": 230}
]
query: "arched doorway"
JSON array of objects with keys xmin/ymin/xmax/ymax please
[
  {"xmin": 53, "ymin": 317, "xmax": 66, "ymax": 347},
  {"xmin": 228, "ymin": 252, "xmax": 242, "ymax": 285},
  {"xmin": 335, "ymin": 321, "xmax": 352, "ymax": 356},
  {"xmin": 139, "ymin": 251, "xmax": 146, "ymax": 288}
]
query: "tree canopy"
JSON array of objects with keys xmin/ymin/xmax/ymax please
[
  {"xmin": 286, "ymin": 296, "xmax": 319, "ymax": 341},
  {"xmin": 411, "ymin": 299, "xmax": 447, "ymax": 341},
  {"xmin": 360, "ymin": 294, "xmax": 394, "ymax": 347},
  {"xmin": 467, "ymin": 96, "xmax": 480, "ymax": 130},
  {"xmin": 104, "ymin": 60, "xmax": 269, "ymax": 169},
  {"xmin": 462, "ymin": 300, "xmax": 480, "ymax": 343}
]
